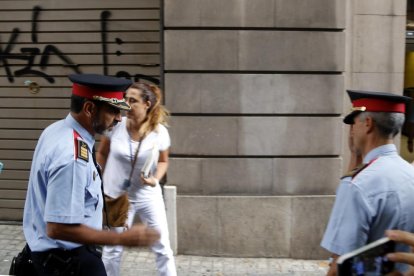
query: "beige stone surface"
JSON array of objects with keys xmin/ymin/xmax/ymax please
[
  {"xmin": 237, "ymin": 117, "xmax": 342, "ymax": 155},
  {"xmin": 201, "ymin": 158, "xmax": 273, "ymax": 195},
  {"xmin": 272, "ymin": 158, "xmax": 341, "ymax": 195},
  {"xmin": 164, "ymin": 0, "xmax": 345, "ymax": 28},
  {"xmin": 168, "ymin": 158, "xmax": 341, "ymax": 195},
  {"xmin": 169, "ymin": 116, "xmax": 239, "ymax": 155},
  {"xmin": 163, "ymin": 0, "xmax": 406, "ymax": 261},
  {"xmin": 352, "ymin": 15, "xmax": 405, "ymax": 73},
  {"xmin": 350, "ymin": 73, "xmax": 404, "ymax": 93},
  {"xmin": 165, "ymin": 30, "xmax": 239, "ymax": 70},
  {"xmin": 169, "ymin": 117, "xmax": 342, "ymax": 155},
  {"xmin": 290, "ymin": 196, "xmax": 335, "ymax": 259},
  {"xmin": 165, "ymin": 74, "xmax": 344, "ymax": 114},
  {"xmin": 177, "ymin": 195, "xmax": 334, "ymax": 258},
  {"xmin": 217, "ymin": 197, "xmax": 291, "ymax": 257},
  {"xmin": 176, "ymin": 196, "xmax": 220, "ymax": 255},
  {"xmin": 355, "ymin": 0, "xmax": 406, "ymax": 15},
  {"xmin": 168, "ymin": 158, "xmax": 203, "ymax": 194},
  {"xmin": 177, "ymin": 196, "xmax": 292, "ymax": 257},
  {"xmin": 165, "ymin": 30, "xmax": 345, "ymax": 71}
]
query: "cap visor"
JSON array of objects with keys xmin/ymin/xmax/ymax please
[
  {"xmin": 343, "ymin": 111, "xmax": 361, "ymax": 124},
  {"xmin": 107, "ymin": 101, "xmax": 131, "ymax": 111}
]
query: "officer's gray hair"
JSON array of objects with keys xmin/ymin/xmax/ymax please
[{"xmin": 358, "ymin": 112, "xmax": 405, "ymax": 138}]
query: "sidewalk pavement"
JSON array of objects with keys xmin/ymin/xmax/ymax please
[{"xmin": 0, "ymin": 224, "xmax": 329, "ymax": 275}]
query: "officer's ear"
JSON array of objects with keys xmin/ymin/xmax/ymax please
[
  {"xmin": 365, "ymin": 116, "xmax": 375, "ymax": 134},
  {"xmin": 83, "ymin": 100, "xmax": 97, "ymax": 118}
]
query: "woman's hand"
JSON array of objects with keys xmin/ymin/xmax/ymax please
[
  {"xmin": 385, "ymin": 230, "xmax": 414, "ymax": 276},
  {"xmin": 386, "ymin": 230, "xmax": 414, "ymax": 265},
  {"xmin": 140, "ymin": 173, "xmax": 158, "ymax": 187}
]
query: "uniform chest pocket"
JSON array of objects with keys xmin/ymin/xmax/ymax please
[{"xmin": 84, "ymin": 171, "xmax": 101, "ymax": 217}]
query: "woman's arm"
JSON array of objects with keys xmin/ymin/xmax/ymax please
[
  {"xmin": 96, "ymin": 136, "xmax": 110, "ymax": 172},
  {"xmin": 141, "ymin": 149, "xmax": 169, "ymax": 186},
  {"xmin": 154, "ymin": 149, "xmax": 169, "ymax": 181}
]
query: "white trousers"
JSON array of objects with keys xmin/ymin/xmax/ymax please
[{"xmin": 102, "ymin": 196, "xmax": 176, "ymax": 276}]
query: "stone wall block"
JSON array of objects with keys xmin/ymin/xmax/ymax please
[
  {"xmin": 165, "ymin": 73, "xmax": 344, "ymax": 114},
  {"xmin": 168, "ymin": 158, "xmax": 342, "ymax": 195},
  {"xmin": 355, "ymin": 0, "xmax": 406, "ymax": 15},
  {"xmin": 168, "ymin": 158, "xmax": 203, "ymax": 194},
  {"xmin": 177, "ymin": 196, "xmax": 219, "ymax": 255},
  {"xmin": 272, "ymin": 158, "xmax": 342, "ymax": 195},
  {"xmin": 350, "ymin": 73, "xmax": 404, "ymax": 93},
  {"xmin": 238, "ymin": 117, "xmax": 343, "ymax": 156},
  {"xmin": 169, "ymin": 117, "xmax": 239, "ymax": 155},
  {"xmin": 217, "ymin": 197, "xmax": 292, "ymax": 257},
  {"xmin": 165, "ymin": 30, "xmax": 239, "ymax": 71},
  {"xmin": 352, "ymin": 15, "xmax": 406, "ymax": 73},
  {"xmin": 238, "ymin": 31, "xmax": 345, "ymax": 71},
  {"xmin": 165, "ymin": 0, "xmax": 345, "ymax": 28},
  {"xmin": 290, "ymin": 196, "xmax": 335, "ymax": 259},
  {"xmin": 165, "ymin": 31, "xmax": 345, "ymax": 71},
  {"xmin": 177, "ymin": 196, "xmax": 292, "ymax": 257},
  {"xmin": 201, "ymin": 158, "xmax": 273, "ymax": 194},
  {"xmin": 274, "ymin": 0, "xmax": 345, "ymax": 28},
  {"xmin": 170, "ymin": 117, "xmax": 342, "ymax": 156}
]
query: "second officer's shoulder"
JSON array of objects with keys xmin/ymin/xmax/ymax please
[
  {"xmin": 341, "ymin": 163, "xmax": 369, "ymax": 179},
  {"xmin": 341, "ymin": 158, "xmax": 381, "ymax": 180}
]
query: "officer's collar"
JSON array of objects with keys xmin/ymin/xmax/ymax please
[
  {"xmin": 363, "ymin": 144, "xmax": 397, "ymax": 164},
  {"xmin": 65, "ymin": 114, "xmax": 95, "ymax": 149}
]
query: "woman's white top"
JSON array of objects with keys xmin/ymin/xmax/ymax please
[{"xmin": 103, "ymin": 117, "xmax": 170, "ymax": 202}]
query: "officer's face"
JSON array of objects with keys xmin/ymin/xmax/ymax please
[
  {"xmin": 125, "ymin": 88, "xmax": 150, "ymax": 122},
  {"xmin": 92, "ymin": 103, "xmax": 121, "ymax": 134},
  {"xmin": 350, "ymin": 114, "xmax": 367, "ymax": 154}
]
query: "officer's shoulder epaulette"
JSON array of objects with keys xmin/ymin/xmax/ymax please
[
  {"xmin": 340, "ymin": 158, "xmax": 378, "ymax": 180},
  {"xmin": 73, "ymin": 130, "xmax": 89, "ymax": 162},
  {"xmin": 340, "ymin": 163, "xmax": 368, "ymax": 179}
]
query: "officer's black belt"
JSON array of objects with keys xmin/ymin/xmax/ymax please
[{"xmin": 31, "ymin": 245, "xmax": 101, "ymax": 275}]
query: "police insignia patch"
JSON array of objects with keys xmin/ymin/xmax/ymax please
[{"xmin": 77, "ymin": 140, "xmax": 89, "ymax": 162}]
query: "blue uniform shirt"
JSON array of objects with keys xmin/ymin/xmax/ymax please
[
  {"xmin": 23, "ymin": 114, "xmax": 103, "ymax": 252},
  {"xmin": 321, "ymin": 144, "xmax": 414, "ymax": 272}
]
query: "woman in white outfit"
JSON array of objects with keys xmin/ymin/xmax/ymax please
[{"xmin": 97, "ymin": 82, "xmax": 176, "ymax": 276}]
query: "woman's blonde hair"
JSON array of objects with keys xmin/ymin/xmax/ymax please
[{"xmin": 130, "ymin": 82, "xmax": 170, "ymax": 137}]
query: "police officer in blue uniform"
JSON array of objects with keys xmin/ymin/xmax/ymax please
[
  {"xmin": 23, "ymin": 74, "xmax": 160, "ymax": 276},
  {"xmin": 321, "ymin": 90, "xmax": 414, "ymax": 276}
]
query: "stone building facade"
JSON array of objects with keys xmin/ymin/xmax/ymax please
[{"xmin": 164, "ymin": 0, "xmax": 406, "ymax": 259}]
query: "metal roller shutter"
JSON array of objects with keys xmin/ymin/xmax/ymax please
[{"xmin": 0, "ymin": 0, "xmax": 161, "ymax": 220}]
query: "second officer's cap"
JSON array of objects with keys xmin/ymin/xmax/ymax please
[
  {"xmin": 69, "ymin": 74, "xmax": 132, "ymax": 111},
  {"xmin": 343, "ymin": 90, "xmax": 411, "ymax": 124}
]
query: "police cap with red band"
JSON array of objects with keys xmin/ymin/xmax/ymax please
[
  {"xmin": 68, "ymin": 73, "xmax": 132, "ymax": 111},
  {"xmin": 343, "ymin": 90, "xmax": 412, "ymax": 124}
]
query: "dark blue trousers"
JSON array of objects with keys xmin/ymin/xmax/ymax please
[{"xmin": 31, "ymin": 245, "xmax": 107, "ymax": 276}]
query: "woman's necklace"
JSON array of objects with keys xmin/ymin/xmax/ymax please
[
  {"xmin": 127, "ymin": 119, "xmax": 142, "ymax": 142},
  {"xmin": 123, "ymin": 120, "xmax": 144, "ymax": 191}
]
